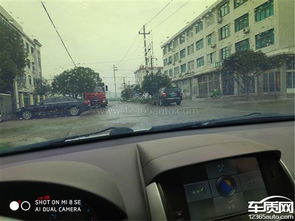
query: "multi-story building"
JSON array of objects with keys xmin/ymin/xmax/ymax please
[
  {"xmin": 134, "ymin": 66, "xmax": 163, "ymax": 86},
  {"xmin": 0, "ymin": 5, "xmax": 43, "ymax": 109},
  {"xmin": 162, "ymin": 0, "xmax": 294, "ymax": 98}
]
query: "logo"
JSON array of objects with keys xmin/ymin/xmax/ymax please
[
  {"xmin": 248, "ymin": 196, "xmax": 294, "ymax": 220},
  {"xmin": 9, "ymin": 201, "xmax": 31, "ymax": 211}
]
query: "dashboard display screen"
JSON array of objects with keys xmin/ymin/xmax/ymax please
[{"xmin": 183, "ymin": 157, "xmax": 267, "ymax": 220}]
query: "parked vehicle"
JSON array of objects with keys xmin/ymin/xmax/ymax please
[
  {"xmin": 152, "ymin": 87, "xmax": 182, "ymax": 106},
  {"xmin": 84, "ymin": 86, "xmax": 108, "ymax": 108},
  {"xmin": 16, "ymin": 96, "xmax": 88, "ymax": 120}
]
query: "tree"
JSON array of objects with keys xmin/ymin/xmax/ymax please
[
  {"xmin": 133, "ymin": 85, "xmax": 143, "ymax": 95},
  {"xmin": 35, "ymin": 78, "xmax": 51, "ymax": 96},
  {"xmin": 222, "ymin": 50, "xmax": 270, "ymax": 96},
  {"xmin": 142, "ymin": 70, "xmax": 172, "ymax": 96},
  {"xmin": 121, "ymin": 85, "xmax": 134, "ymax": 100},
  {"xmin": 121, "ymin": 84, "xmax": 144, "ymax": 100},
  {"xmin": 0, "ymin": 21, "xmax": 26, "ymax": 93},
  {"xmin": 52, "ymin": 67, "xmax": 102, "ymax": 98}
]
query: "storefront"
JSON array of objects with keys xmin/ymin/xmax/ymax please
[{"xmin": 197, "ymin": 72, "xmax": 221, "ymax": 98}]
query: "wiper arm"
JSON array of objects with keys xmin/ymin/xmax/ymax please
[{"xmin": 65, "ymin": 127, "xmax": 134, "ymax": 142}]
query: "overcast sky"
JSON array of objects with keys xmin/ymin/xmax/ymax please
[{"xmin": 0, "ymin": 0, "xmax": 216, "ymax": 93}]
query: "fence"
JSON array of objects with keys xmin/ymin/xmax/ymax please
[{"xmin": 0, "ymin": 93, "xmax": 12, "ymax": 121}]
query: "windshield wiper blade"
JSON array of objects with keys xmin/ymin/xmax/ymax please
[
  {"xmin": 150, "ymin": 113, "xmax": 294, "ymax": 132},
  {"xmin": 0, "ymin": 127, "xmax": 136, "ymax": 157}
]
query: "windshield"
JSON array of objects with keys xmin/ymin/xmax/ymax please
[{"xmin": 0, "ymin": 0, "xmax": 294, "ymax": 151}]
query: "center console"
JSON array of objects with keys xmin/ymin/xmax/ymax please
[
  {"xmin": 156, "ymin": 156, "xmax": 270, "ymax": 220},
  {"xmin": 137, "ymin": 134, "xmax": 294, "ymax": 220}
]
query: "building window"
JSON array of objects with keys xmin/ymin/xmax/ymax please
[
  {"xmin": 169, "ymin": 69, "xmax": 173, "ymax": 77},
  {"xmin": 187, "ymin": 27, "xmax": 194, "ymax": 38},
  {"xmin": 219, "ymin": 24, "xmax": 230, "ymax": 40},
  {"xmin": 163, "ymin": 58, "xmax": 168, "ymax": 66},
  {"xmin": 205, "ymin": 13, "xmax": 214, "ymax": 27},
  {"xmin": 174, "ymin": 67, "xmax": 180, "ymax": 76},
  {"xmin": 32, "ymin": 62, "xmax": 35, "ymax": 72},
  {"xmin": 219, "ymin": 1, "xmax": 230, "ymax": 17},
  {"xmin": 235, "ymin": 39, "xmax": 250, "ymax": 51},
  {"xmin": 179, "ymin": 33, "xmax": 185, "ymax": 44},
  {"xmin": 286, "ymin": 72, "xmax": 295, "ymax": 89},
  {"xmin": 195, "ymin": 21, "xmax": 203, "ymax": 33},
  {"xmin": 163, "ymin": 47, "xmax": 167, "ymax": 55},
  {"xmin": 195, "ymin": 39, "xmax": 204, "ymax": 51},
  {"xmin": 255, "ymin": 0, "xmax": 274, "ymax": 22},
  {"xmin": 180, "ymin": 48, "xmax": 186, "ymax": 59},
  {"xmin": 263, "ymin": 72, "xmax": 280, "ymax": 92},
  {"xmin": 255, "ymin": 29, "xmax": 274, "ymax": 49},
  {"xmin": 168, "ymin": 42, "xmax": 173, "ymax": 52},
  {"xmin": 29, "ymin": 76, "xmax": 32, "ymax": 85},
  {"xmin": 234, "ymin": 0, "xmax": 248, "ymax": 8},
  {"xmin": 174, "ymin": 52, "xmax": 179, "ymax": 62},
  {"xmin": 235, "ymin": 13, "xmax": 249, "ymax": 32},
  {"xmin": 26, "ymin": 43, "xmax": 29, "ymax": 53},
  {"xmin": 164, "ymin": 70, "xmax": 168, "ymax": 75},
  {"xmin": 286, "ymin": 59, "xmax": 295, "ymax": 70},
  {"xmin": 188, "ymin": 60, "xmax": 194, "ymax": 71},
  {"xmin": 180, "ymin": 64, "xmax": 186, "ymax": 73},
  {"xmin": 207, "ymin": 52, "xmax": 216, "ymax": 65},
  {"xmin": 173, "ymin": 38, "xmax": 178, "ymax": 48},
  {"xmin": 206, "ymin": 33, "xmax": 215, "ymax": 46},
  {"xmin": 168, "ymin": 56, "xmax": 173, "ymax": 64},
  {"xmin": 221, "ymin": 47, "xmax": 230, "ymax": 60},
  {"xmin": 27, "ymin": 59, "xmax": 31, "ymax": 69},
  {"xmin": 31, "ymin": 47, "xmax": 34, "ymax": 54},
  {"xmin": 196, "ymin": 57, "xmax": 205, "ymax": 68},
  {"xmin": 187, "ymin": 44, "xmax": 194, "ymax": 55}
]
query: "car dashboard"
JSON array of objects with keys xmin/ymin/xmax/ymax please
[{"xmin": 0, "ymin": 121, "xmax": 294, "ymax": 221}]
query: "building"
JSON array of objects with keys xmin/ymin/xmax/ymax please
[
  {"xmin": 162, "ymin": 0, "xmax": 295, "ymax": 98},
  {"xmin": 134, "ymin": 65, "xmax": 163, "ymax": 86},
  {"xmin": 0, "ymin": 5, "xmax": 43, "ymax": 109}
]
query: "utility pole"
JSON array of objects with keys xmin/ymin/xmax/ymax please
[
  {"xmin": 113, "ymin": 65, "xmax": 118, "ymax": 98},
  {"xmin": 138, "ymin": 25, "xmax": 150, "ymax": 68},
  {"xmin": 123, "ymin": 77, "xmax": 126, "ymax": 89},
  {"xmin": 150, "ymin": 40, "xmax": 154, "ymax": 73}
]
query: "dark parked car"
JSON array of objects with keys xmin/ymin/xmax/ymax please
[
  {"xmin": 152, "ymin": 87, "xmax": 182, "ymax": 106},
  {"xmin": 16, "ymin": 96, "xmax": 88, "ymax": 120}
]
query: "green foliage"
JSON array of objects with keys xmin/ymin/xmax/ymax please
[
  {"xmin": 121, "ymin": 86, "xmax": 134, "ymax": 100},
  {"xmin": 0, "ymin": 21, "xmax": 26, "ymax": 93},
  {"xmin": 121, "ymin": 84, "xmax": 144, "ymax": 100},
  {"xmin": 35, "ymin": 78, "xmax": 51, "ymax": 96},
  {"xmin": 222, "ymin": 50, "xmax": 270, "ymax": 75},
  {"xmin": 142, "ymin": 70, "xmax": 172, "ymax": 96},
  {"xmin": 269, "ymin": 54, "xmax": 295, "ymax": 69},
  {"xmin": 133, "ymin": 84, "xmax": 143, "ymax": 95},
  {"xmin": 222, "ymin": 50, "xmax": 270, "ymax": 95},
  {"xmin": 52, "ymin": 66, "xmax": 102, "ymax": 98}
]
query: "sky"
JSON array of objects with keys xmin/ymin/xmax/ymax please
[{"xmin": 0, "ymin": 0, "xmax": 216, "ymax": 94}]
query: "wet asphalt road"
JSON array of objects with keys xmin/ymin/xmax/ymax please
[{"xmin": 0, "ymin": 99, "xmax": 293, "ymax": 148}]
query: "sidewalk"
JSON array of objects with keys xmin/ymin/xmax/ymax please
[{"xmin": 184, "ymin": 94, "xmax": 294, "ymax": 108}]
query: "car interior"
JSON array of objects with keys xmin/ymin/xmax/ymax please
[{"xmin": 0, "ymin": 119, "xmax": 294, "ymax": 221}]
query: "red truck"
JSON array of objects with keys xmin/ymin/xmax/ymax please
[{"xmin": 83, "ymin": 86, "xmax": 108, "ymax": 108}]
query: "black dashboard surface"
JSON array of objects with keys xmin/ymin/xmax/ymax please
[{"xmin": 0, "ymin": 121, "xmax": 294, "ymax": 220}]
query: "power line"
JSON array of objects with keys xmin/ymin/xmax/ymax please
[
  {"xmin": 145, "ymin": 0, "xmax": 174, "ymax": 25},
  {"xmin": 41, "ymin": 1, "xmax": 77, "ymax": 67},
  {"xmin": 119, "ymin": 0, "xmax": 174, "ymax": 66},
  {"xmin": 119, "ymin": 35, "xmax": 139, "ymax": 63},
  {"xmin": 152, "ymin": 0, "xmax": 191, "ymax": 30}
]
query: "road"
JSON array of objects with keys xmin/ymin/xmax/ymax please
[{"xmin": 0, "ymin": 98, "xmax": 293, "ymax": 148}]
